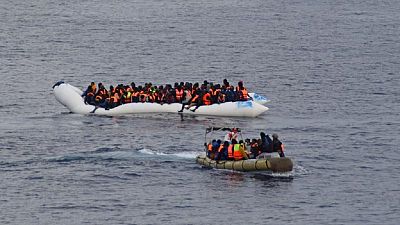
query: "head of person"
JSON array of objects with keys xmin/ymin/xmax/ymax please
[
  {"xmin": 260, "ymin": 132, "xmax": 266, "ymax": 138},
  {"xmin": 232, "ymin": 139, "xmax": 238, "ymax": 145},
  {"xmin": 272, "ymin": 133, "xmax": 278, "ymax": 139},
  {"xmin": 238, "ymin": 81, "xmax": 243, "ymax": 88}
]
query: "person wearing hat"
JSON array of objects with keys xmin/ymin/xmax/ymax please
[{"xmin": 272, "ymin": 133, "xmax": 285, "ymax": 157}]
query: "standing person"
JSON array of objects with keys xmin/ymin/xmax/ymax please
[
  {"xmin": 224, "ymin": 128, "xmax": 239, "ymax": 142},
  {"xmin": 272, "ymin": 133, "xmax": 285, "ymax": 157},
  {"xmin": 223, "ymin": 79, "xmax": 228, "ymax": 87},
  {"xmin": 259, "ymin": 132, "xmax": 272, "ymax": 153}
]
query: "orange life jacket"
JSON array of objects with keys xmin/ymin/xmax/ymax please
[
  {"xmin": 218, "ymin": 93, "xmax": 225, "ymax": 103},
  {"xmin": 95, "ymin": 95, "xmax": 103, "ymax": 102},
  {"xmin": 147, "ymin": 94, "xmax": 155, "ymax": 102},
  {"xmin": 191, "ymin": 88, "xmax": 197, "ymax": 96},
  {"xmin": 227, "ymin": 145, "xmax": 234, "ymax": 159},
  {"xmin": 238, "ymin": 87, "xmax": 248, "ymax": 101},
  {"xmin": 132, "ymin": 91, "xmax": 139, "ymax": 97},
  {"xmin": 110, "ymin": 93, "xmax": 119, "ymax": 103},
  {"xmin": 123, "ymin": 93, "xmax": 132, "ymax": 104},
  {"xmin": 233, "ymin": 144, "xmax": 244, "ymax": 161},
  {"xmin": 191, "ymin": 94, "xmax": 199, "ymax": 103},
  {"xmin": 207, "ymin": 143, "xmax": 213, "ymax": 152},
  {"xmin": 218, "ymin": 145, "xmax": 224, "ymax": 152},
  {"xmin": 91, "ymin": 83, "xmax": 97, "ymax": 94},
  {"xmin": 202, "ymin": 92, "xmax": 212, "ymax": 105},
  {"xmin": 139, "ymin": 91, "xmax": 147, "ymax": 103},
  {"xmin": 175, "ymin": 89, "xmax": 183, "ymax": 102}
]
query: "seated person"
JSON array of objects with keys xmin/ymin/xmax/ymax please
[
  {"xmin": 215, "ymin": 141, "xmax": 229, "ymax": 161},
  {"xmin": 233, "ymin": 140, "xmax": 249, "ymax": 160},
  {"xmin": 249, "ymin": 139, "xmax": 260, "ymax": 159}
]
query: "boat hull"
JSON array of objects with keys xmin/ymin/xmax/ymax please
[
  {"xmin": 53, "ymin": 82, "xmax": 269, "ymax": 117},
  {"xmin": 196, "ymin": 155, "xmax": 293, "ymax": 173}
]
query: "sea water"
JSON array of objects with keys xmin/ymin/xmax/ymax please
[{"xmin": 0, "ymin": 0, "xmax": 399, "ymax": 224}]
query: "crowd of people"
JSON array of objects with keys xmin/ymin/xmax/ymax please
[
  {"xmin": 81, "ymin": 79, "xmax": 250, "ymax": 111},
  {"xmin": 206, "ymin": 129, "xmax": 285, "ymax": 161}
]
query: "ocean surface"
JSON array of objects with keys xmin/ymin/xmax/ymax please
[{"xmin": 1, "ymin": 0, "xmax": 399, "ymax": 224}]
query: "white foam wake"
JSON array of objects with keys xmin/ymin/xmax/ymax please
[{"xmin": 138, "ymin": 148, "xmax": 201, "ymax": 159}]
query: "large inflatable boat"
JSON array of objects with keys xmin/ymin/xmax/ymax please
[{"xmin": 53, "ymin": 82, "xmax": 269, "ymax": 117}]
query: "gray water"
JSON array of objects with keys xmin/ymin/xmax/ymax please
[{"xmin": 1, "ymin": 0, "xmax": 400, "ymax": 224}]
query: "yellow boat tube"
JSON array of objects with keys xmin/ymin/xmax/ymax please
[{"xmin": 196, "ymin": 155, "xmax": 293, "ymax": 173}]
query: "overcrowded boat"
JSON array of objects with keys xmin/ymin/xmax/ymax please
[
  {"xmin": 53, "ymin": 80, "xmax": 269, "ymax": 117},
  {"xmin": 196, "ymin": 127, "xmax": 293, "ymax": 173}
]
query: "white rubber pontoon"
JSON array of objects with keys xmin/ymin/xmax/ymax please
[{"xmin": 53, "ymin": 82, "xmax": 269, "ymax": 117}]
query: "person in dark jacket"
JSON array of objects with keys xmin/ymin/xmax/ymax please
[
  {"xmin": 260, "ymin": 132, "xmax": 272, "ymax": 153},
  {"xmin": 215, "ymin": 141, "xmax": 229, "ymax": 161},
  {"xmin": 272, "ymin": 133, "xmax": 285, "ymax": 157}
]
